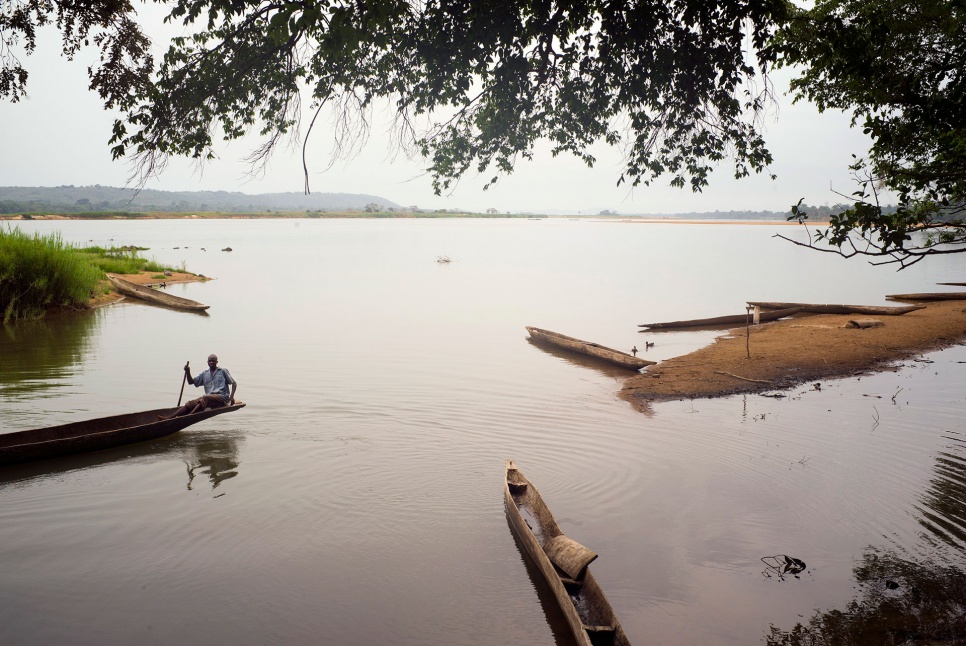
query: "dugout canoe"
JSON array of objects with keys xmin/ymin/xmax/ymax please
[
  {"xmin": 108, "ymin": 274, "xmax": 210, "ymax": 312},
  {"xmin": 0, "ymin": 403, "xmax": 245, "ymax": 466},
  {"xmin": 747, "ymin": 301, "xmax": 925, "ymax": 315},
  {"xmin": 504, "ymin": 459, "xmax": 632, "ymax": 646},
  {"xmin": 886, "ymin": 292, "xmax": 966, "ymax": 302},
  {"xmin": 639, "ymin": 306, "xmax": 802, "ymax": 329},
  {"xmin": 526, "ymin": 327, "xmax": 654, "ymax": 370}
]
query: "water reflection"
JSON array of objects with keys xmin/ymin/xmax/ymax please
[
  {"xmin": 766, "ymin": 548, "xmax": 966, "ymax": 645},
  {"xmin": 916, "ymin": 429, "xmax": 966, "ymax": 552},
  {"xmin": 0, "ymin": 429, "xmax": 243, "ymax": 490},
  {"xmin": 0, "ymin": 309, "xmax": 101, "ymax": 400},
  {"xmin": 183, "ymin": 433, "xmax": 241, "ymax": 491}
]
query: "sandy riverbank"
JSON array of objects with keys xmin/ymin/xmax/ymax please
[{"xmin": 621, "ymin": 299, "xmax": 966, "ymax": 409}]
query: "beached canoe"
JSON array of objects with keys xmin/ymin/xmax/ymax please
[
  {"xmin": 504, "ymin": 459, "xmax": 632, "ymax": 646},
  {"xmin": 747, "ymin": 301, "xmax": 925, "ymax": 315},
  {"xmin": 886, "ymin": 292, "xmax": 966, "ymax": 302},
  {"xmin": 108, "ymin": 274, "xmax": 210, "ymax": 312},
  {"xmin": 526, "ymin": 327, "xmax": 654, "ymax": 370},
  {"xmin": 639, "ymin": 306, "xmax": 802, "ymax": 329},
  {"xmin": 0, "ymin": 403, "xmax": 245, "ymax": 466}
]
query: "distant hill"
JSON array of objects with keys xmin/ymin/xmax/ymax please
[{"xmin": 0, "ymin": 185, "xmax": 400, "ymax": 214}]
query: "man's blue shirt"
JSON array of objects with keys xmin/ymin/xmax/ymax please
[{"xmin": 192, "ymin": 367, "xmax": 235, "ymax": 399}]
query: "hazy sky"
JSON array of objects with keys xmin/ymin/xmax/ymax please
[{"xmin": 0, "ymin": 11, "xmax": 883, "ymax": 214}]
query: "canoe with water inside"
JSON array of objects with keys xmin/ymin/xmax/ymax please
[{"xmin": 504, "ymin": 459, "xmax": 632, "ymax": 646}]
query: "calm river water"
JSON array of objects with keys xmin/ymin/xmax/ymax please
[{"xmin": 2, "ymin": 218, "xmax": 965, "ymax": 645}]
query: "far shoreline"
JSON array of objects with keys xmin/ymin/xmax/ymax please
[{"xmin": 1, "ymin": 213, "xmax": 824, "ymax": 226}]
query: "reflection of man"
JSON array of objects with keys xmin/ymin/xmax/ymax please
[{"xmin": 160, "ymin": 354, "xmax": 238, "ymax": 419}]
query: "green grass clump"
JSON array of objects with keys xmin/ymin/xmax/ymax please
[
  {"xmin": 0, "ymin": 227, "xmax": 103, "ymax": 323},
  {"xmin": 78, "ymin": 246, "xmax": 169, "ymax": 274}
]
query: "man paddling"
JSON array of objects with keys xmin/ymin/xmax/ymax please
[{"xmin": 160, "ymin": 354, "xmax": 238, "ymax": 419}]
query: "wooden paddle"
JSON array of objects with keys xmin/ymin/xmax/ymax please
[{"xmin": 177, "ymin": 361, "xmax": 189, "ymax": 406}]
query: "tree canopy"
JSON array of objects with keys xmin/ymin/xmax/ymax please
[
  {"xmin": 774, "ymin": 0, "xmax": 966, "ymax": 268},
  {"xmin": 3, "ymin": 0, "xmax": 789, "ymax": 195},
  {"xmin": 3, "ymin": 0, "xmax": 964, "ymax": 268}
]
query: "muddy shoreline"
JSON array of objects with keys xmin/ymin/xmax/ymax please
[{"xmin": 621, "ymin": 300, "xmax": 966, "ymax": 409}]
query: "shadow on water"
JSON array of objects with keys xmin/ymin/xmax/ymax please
[
  {"xmin": 917, "ymin": 428, "xmax": 966, "ymax": 553},
  {"xmin": 525, "ymin": 337, "xmax": 642, "ymax": 381},
  {"xmin": 0, "ymin": 428, "xmax": 244, "ymax": 491},
  {"xmin": 768, "ymin": 430, "xmax": 966, "ymax": 645},
  {"xmin": 0, "ymin": 309, "xmax": 102, "ymax": 399},
  {"xmin": 765, "ymin": 547, "xmax": 966, "ymax": 645},
  {"xmin": 504, "ymin": 501, "xmax": 581, "ymax": 646}
]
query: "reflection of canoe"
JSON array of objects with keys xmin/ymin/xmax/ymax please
[
  {"xmin": 747, "ymin": 301, "xmax": 925, "ymax": 315},
  {"xmin": 639, "ymin": 306, "xmax": 802, "ymax": 329},
  {"xmin": 0, "ymin": 403, "xmax": 245, "ymax": 466},
  {"xmin": 504, "ymin": 460, "xmax": 632, "ymax": 646},
  {"xmin": 525, "ymin": 326, "xmax": 654, "ymax": 370},
  {"xmin": 108, "ymin": 274, "xmax": 210, "ymax": 312},
  {"xmin": 886, "ymin": 292, "xmax": 966, "ymax": 302}
]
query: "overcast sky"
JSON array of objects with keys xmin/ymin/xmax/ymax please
[{"xmin": 0, "ymin": 10, "xmax": 883, "ymax": 215}]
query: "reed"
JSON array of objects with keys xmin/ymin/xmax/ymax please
[
  {"xmin": 0, "ymin": 227, "xmax": 103, "ymax": 323},
  {"xmin": 78, "ymin": 246, "xmax": 167, "ymax": 274}
]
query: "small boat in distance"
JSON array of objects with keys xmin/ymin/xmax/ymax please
[
  {"xmin": 747, "ymin": 301, "xmax": 925, "ymax": 315},
  {"xmin": 504, "ymin": 459, "xmax": 632, "ymax": 646},
  {"xmin": 886, "ymin": 292, "xmax": 966, "ymax": 302},
  {"xmin": 108, "ymin": 274, "xmax": 210, "ymax": 312},
  {"xmin": 639, "ymin": 306, "xmax": 802, "ymax": 329},
  {"xmin": 526, "ymin": 326, "xmax": 654, "ymax": 370},
  {"xmin": 0, "ymin": 403, "xmax": 245, "ymax": 466}
]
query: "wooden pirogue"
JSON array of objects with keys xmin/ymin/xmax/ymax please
[
  {"xmin": 639, "ymin": 306, "xmax": 802, "ymax": 329},
  {"xmin": 526, "ymin": 327, "xmax": 654, "ymax": 370},
  {"xmin": 108, "ymin": 274, "xmax": 210, "ymax": 312},
  {"xmin": 746, "ymin": 301, "xmax": 925, "ymax": 315},
  {"xmin": 504, "ymin": 459, "xmax": 632, "ymax": 646},
  {"xmin": 886, "ymin": 292, "xmax": 966, "ymax": 302},
  {"xmin": 0, "ymin": 403, "xmax": 245, "ymax": 466}
]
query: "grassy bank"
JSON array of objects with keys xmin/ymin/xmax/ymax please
[
  {"xmin": 0, "ymin": 228, "xmax": 103, "ymax": 323},
  {"xmin": 0, "ymin": 229, "xmax": 179, "ymax": 323}
]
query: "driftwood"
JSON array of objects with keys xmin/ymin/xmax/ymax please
[
  {"xmin": 748, "ymin": 301, "xmax": 924, "ymax": 315},
  {"xmin": 713, "ymin": 370, "xmax": 771, "ymax": 384},
  {"xmin": 846, "ymin": 319, "xmax": 885, "ymax": 329},
  {"xmin": 886, "ymin": 292, "xmax": 966, "ymax": 302}
]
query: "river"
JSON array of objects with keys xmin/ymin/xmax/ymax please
[{"xmin": 1, "ymin": 218, "xmax": 965, "ymax": 645}]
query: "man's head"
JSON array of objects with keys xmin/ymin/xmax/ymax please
[{"xmin": 207, "ymin": 354, "xmax": 218, "ymax": 368}]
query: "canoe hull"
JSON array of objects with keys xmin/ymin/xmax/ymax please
[
  {"xmin": 108, "ymin": 274, "xmax": 210, "ymax": 311},
  {"xmin": 526, "ymin": 327, "xmax": 653, "ymax": 370},
  {"xmin": 504, "ymin": 459, "xmax": 631, "ymax": 646},
  {"xmin": 640, "ymin": 306, "xmax": 802, "ymax": 329},
  {"xmin": 747, "ymin": 301, "xmax": 925, "ymax": 315},
  {"xmin": 886, "ymin": 293, "xmax": 966, "ymax": 302},
  {"xmin": 0, "ymin": 403, "xmax": 245, "ymax": 466}
]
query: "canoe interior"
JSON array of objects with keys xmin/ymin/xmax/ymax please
[
  {"xmin": 108, "ymin": 274, "xmax": 210, "ymax": 311},
  {"xmin": 505, "ymin": 460, "xmax": 631, "ymax": 646},
  {"xmin": 0, "ymin": 403, "xmax": 245, "ymax": 466}
]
